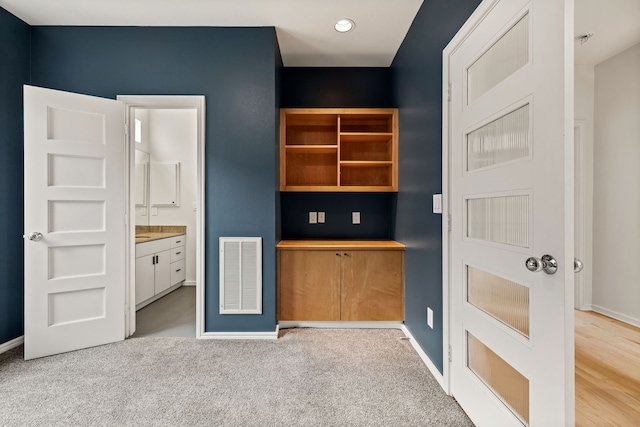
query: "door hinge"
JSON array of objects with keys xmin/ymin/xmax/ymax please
[
  {"xmin": 448, "ymin": 345, "xmax": 452, "ymax": 362},
  {"xmin": 447, "ymin": 83, "xmax": 451, "ymax": 101},
  {"xmin": 447, "ymin": 214, "xmax": 452, "ymax": 231}
]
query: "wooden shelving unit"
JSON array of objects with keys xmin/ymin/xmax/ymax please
[{"xmin": 280, "ymin": 108, "xmax": 398, "ymax": 192}]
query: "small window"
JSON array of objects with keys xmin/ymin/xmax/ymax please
[{"xmin": 134, "ymin": 119, "xmax": 142, "ymax": 143}]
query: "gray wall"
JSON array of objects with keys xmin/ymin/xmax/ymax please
[{"xmin": 592, "ymin": 42, "xmax": 640, "ymax": 325}]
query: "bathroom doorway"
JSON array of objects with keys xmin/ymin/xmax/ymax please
[{"xmin": 118, "ymin": 96, "xmax": 206, "ymax": 339}]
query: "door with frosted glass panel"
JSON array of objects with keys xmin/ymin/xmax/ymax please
[{"xmin": 447, "ymin": 0, "xmax": 573, "ymax": 426}]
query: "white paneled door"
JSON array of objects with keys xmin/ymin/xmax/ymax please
[
  {"xmin": 24, "ymin": 86, "xmax": 126, "ymax": 360},
  {"xmin": 446, "ymin": 0, "xmax": 573, "ymax": 426}
]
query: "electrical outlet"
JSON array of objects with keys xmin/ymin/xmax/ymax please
[
  {"xmin": 309, "ymin": 211, "xmax": 318, "ymax": 224},
  {"xmin": 318, "ymin": 212, "xmax": 325, "ymax": 223},
  {"xmin": 352, "ymin": 211, "xmax": 361, "ymax": 224},
  {"xmin": 151, "ymin": 207, "xmax": 158, "ymax": 216},
  {"xmin": 427, "ymin": 307, "xmax": 434, "ymax": 329}
]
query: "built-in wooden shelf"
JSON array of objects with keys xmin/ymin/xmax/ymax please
[
  {"xmin": 285, "ymin": 145, "xmax": 338, "ymax": 153},
  {"xmin": 280, "ymin": 108, "xmax": 398, "ymax": 192}
]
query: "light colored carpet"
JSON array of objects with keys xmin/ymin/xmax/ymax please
[{"xmin": 0, "ymin": 329, "xmax": 473, "ymax": 427}]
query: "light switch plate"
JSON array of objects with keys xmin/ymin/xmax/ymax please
[
  {"xmin": 352, "ymin": 211, "xmax": 361, "ymax": 224},
  {"xmin": 309, "ymin": 211, "xmax": 318, "ymax": 224},
  {"xmin": 318, "ymin": 212, "xmax": 325, "ymax": 223},
  {"xmin": 433, "ymin": 194, "xmax": 442, "ymax": 214},
  {"xmin": 427, "ymin": 307, "xmax": 434, "ymax": 329}
]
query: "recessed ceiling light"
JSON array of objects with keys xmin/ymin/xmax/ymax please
[{"xmin": 335, "ymin": 19, "xmax": 355, "ymax": 33}]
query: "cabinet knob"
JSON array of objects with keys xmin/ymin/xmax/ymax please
[
  {"xmin": 336, "ymin": 253, "xmax": 340, "ymax": 256},
  {"xmin": 343, "ymin": 253, "xmax": 349, "ymax": 257}
]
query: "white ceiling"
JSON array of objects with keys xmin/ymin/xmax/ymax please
[
  {"xmin": 0, "ymin": 0, "xmax": 424, "ymax": 67},
  {"xmin": 575, "ymin": 0, "xmax": 640, "ymax": 65}
]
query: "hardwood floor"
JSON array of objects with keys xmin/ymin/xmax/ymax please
[{"xmin": 575, "ymin": 310, "xmax": 640, "ymax": 426}]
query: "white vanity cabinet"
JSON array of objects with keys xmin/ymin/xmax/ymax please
[
  {"xmin": 169, "ymin": 235, "xmax": 186, "ymax": 287},
  {"xmin": 135, "ymin": 234, "xmax": 186, "ymax": 309}
]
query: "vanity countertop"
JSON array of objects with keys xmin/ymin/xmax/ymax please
[
  {"xmin": 135, "ymin": 225, "xmax": 186, "ymax": 244},
  {"xmin": 135, "ymin": 232, "xmax": 184, "ymax": 244}
]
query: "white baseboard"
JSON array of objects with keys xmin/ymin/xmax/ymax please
[
  {"xmin": 400, "ymin": 325, "xmax": 445, "ymax": 390},
  {"xmin": 182, "ymin": 281, "xmax": 196, "ymax": 287},
  {"xmin": 591, "ymin": 305, "xmax": 640, "ymax": 328},
  {"xmin": 200, "ymin": 325, "xmax": 279, "ymax": 340},
  {"xmin": 279, "ymin": 321, "xmax": 403, "ymax": 329},
  {"xmin": 0, "ymin": 335, "xmax": 24, "ymax": 355}
]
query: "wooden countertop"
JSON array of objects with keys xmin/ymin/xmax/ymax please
[
  {"xmin": 135, "ymin": 232, "xmax": 184, "ymax": 244},
  {"xmin": 277, "ymin": 240, "xmax": 405, "ymax": 250}
]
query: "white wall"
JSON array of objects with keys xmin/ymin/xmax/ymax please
[
  {"xmin": 592, "ymin": 42, "xmax": 640, "ymax": 326},
  {"xmin": 574, "ymin": 65, "xmax": 595, "ymax": 309},
  {"xmin": 148, "ymin": 109, "xmax": 198, "ymax": 286}
]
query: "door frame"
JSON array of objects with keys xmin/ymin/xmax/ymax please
[
  {"xmin": 118, "ymin": 95, "xmax": 206, "ymax": 339},
  {"xmin": 574, "ymin": 120, "xmax": 593, "ymax": 310},
  {"xmin": 441, "ymin": 0, "xmax": 576, "ymax": 411}
]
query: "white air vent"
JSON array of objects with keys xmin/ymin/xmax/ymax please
[{"xmin": 219, "ymin": 237, "xmax": 262, "ymax": 314}]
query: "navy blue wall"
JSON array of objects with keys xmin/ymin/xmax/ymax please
[
  {"xmin": 281, "ymin": 67, "xmax": 392, "ymax": 108},
  {"xmin": 281, "ymin": 193, "xmax": 394, "ymax": 239},
  {"xmin": 280, "ymin": 67, "xmax": 395, "ymax": 239},
  {"xmin": 0, "ymin": 8, "xmax": 29, "ymax": 344},
  {"xmin": 30, "ymin": 26, "xmax": 279, "ymax": 333},
  {"xmin": 391, "ymin": 0, "xmax": 481, "ymax": 372},
  {"xmin": 275, "ymin": 35, "xmax": 283, "ymax": 244}
]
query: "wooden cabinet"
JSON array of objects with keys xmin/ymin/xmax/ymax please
[
  {"xmin": 277, "ymin": 240, "xmax": 404, "ymax": 321},
  {"xmin": 340, "ymin": 250, "xmax": 404, "ymax": 321},
  {"xmin": 278, "ymin": 250, "xmax": 341, "ymax": 321},
  {"xmin": 135, "ymin": 234, "xmax": 186, "ymax": 309},
  {"xmin": 280, "ymin": 109, "xmax": 398, "ymax": 192}
]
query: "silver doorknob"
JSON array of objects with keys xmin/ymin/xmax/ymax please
[
  {"xmin": 574, "ymin": 258, "xmax": 584, "ymax": 273},
  {"xmin": 26, "ymin": 231, "xmax": 43, "ymax": 242},
  {"xmin": 525, "ymin": 254, "xmax": 558, "ymax": 275}
]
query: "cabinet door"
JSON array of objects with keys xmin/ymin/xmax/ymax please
[
  {"xmin": 278, "ymin": 250, "xmax": 341, "ymax": 321},
  {"xmin": 341, "ymin": 250, "xmax": 404, "ymax": 321},
  {"xmin": 153, "ymin": 250, "xmax": 172, "ymax": 295},
  {"xmin": 135, "ymin": 254, "xmax": 155, "ymax": 305}
]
